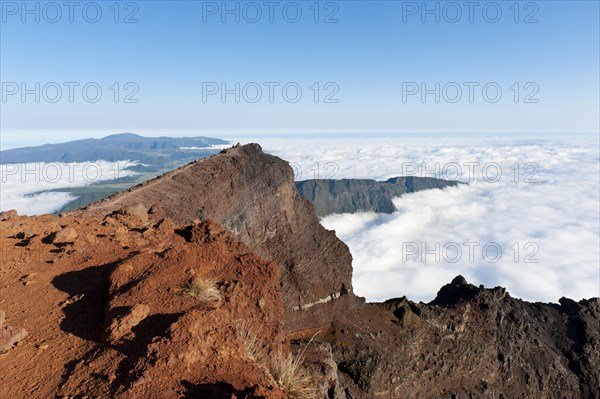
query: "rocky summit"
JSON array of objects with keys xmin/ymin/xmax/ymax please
[
  {"xmin": 84, "ymin": 143, "xmax": 356, "ymax": 333},
  {"xmin": 0, "ymin": 144, "xmax": 598, "ymax": 399}
]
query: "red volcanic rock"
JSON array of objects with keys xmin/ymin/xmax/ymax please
[
  {"xmin": 50, "ymin": 226, "xmax": 78, "ymax": 244},
  {"xmin": 0, "ymin": 211, "xmax": 287, "ymax": 398},
  {"xmin": 0, "ymin": 209, "xmax": 18, "ymax": 221},
  {"xmin": 0, "ymin": 310, "xmax": 29, "ymax": 354}
]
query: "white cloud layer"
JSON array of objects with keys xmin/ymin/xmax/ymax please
[
  {"xmin": 179, "ymin": 144, "xmax": 232, "ymax": 150},
  {"xmin": 251, "ymin": 134, "xmax": 600, "ymax": 303},
  {"xmin": 1, "ymin": 161, "xmax": 137, "ymax": 215},
  {"xmin": 2, "ymin": 135, "xmax": 598, "ymax": 304}
]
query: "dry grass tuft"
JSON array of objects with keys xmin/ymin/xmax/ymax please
[
  {"xmin": 182, "ymin": 276, "xmax": 220, "ymax": 302},
  {"xmin": 271, "ymin": 352, "xmax": 315, "ymax": 399},
  {"xmin": 237, "ymin": 322, "xmax": 264, "ymax": 362},
  {"xmin": 270, "ymin": 333, "xmax": 318, "ymax": 399}
]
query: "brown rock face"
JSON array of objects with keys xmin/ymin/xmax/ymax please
[
  {"xmin": 0, "ymin": 209, "xmax": 18, "ymax": 221},
  {"xmin": 104, "ymin": 303, "xmax": 151, "ymax": 345},
  {"xmin": 86, "ymin": 144, "xmax": 355, "ymax": 332}
]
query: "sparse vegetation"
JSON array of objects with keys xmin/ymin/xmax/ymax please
[
  {"xmin": 237, "ymin": 322, "xmax": 264, "ymax": 362},
  {"xmin": 235, "ymin": 320, "xmax": 316, "ymax": 398},
  {"xmin": 270, "ymin": 333, "xmax": 318, "ymax": 399},
  {"xmin": 271, "ymin": 351, "xmax": 315, "ymax": 399},
  {"xmin": 182, "ymin": 276, "xmax": 220, "ymax": 301}
]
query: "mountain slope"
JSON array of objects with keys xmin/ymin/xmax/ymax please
[
  {"xmin": 84, "ymin": 144, "xmax": 356, "ymax": 333},
  {"xmin": 330, "ymin": 276, "xmax": 600, "ymax": 398}
]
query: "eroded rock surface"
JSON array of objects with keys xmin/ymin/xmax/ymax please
[
  {"xmin": 327, "ymin": 276, "xmax": 600, "ymax": 399},
  {"xmin": 0, "ymin": 311, "xmax": 29, "ymax": 354}
]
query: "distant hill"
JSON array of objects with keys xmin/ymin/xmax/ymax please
[
  {"xmin": 0, "ymin": 133, "xmax": 232, "ymax": 214},
  {"xmin": 296, "ymin": 176, "xmax": 461, "ymax": 217},
  {"xmin": 0, "ymin": 133, "xmax": 230, "ymax": 164}
]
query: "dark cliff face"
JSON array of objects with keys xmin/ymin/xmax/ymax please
[
  {"xmin": 86, "ymin": 144, "xmax": 355, "ymax": 332},
  {"xmin": 296, "ymin": 176, "xmax": 461, "ymax": 217},
  {"xmin": 327, "ymin": 276, "xmax": 600, "ymax": 399}
]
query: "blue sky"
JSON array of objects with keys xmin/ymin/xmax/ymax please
[{"xmin": 1, "ymin": 0, "xmax": 599, "ymax": 146}]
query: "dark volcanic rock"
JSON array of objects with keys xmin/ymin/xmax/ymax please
[
  {"xmin": 85, "ymin": 144, "xmax": 355, "ymax": 332},
  {"xmin": 328, "ymin": 276, "xmax": 600, "ymax": 399},
  {"xmin": 296, "ymin": 176, "xmax": 461, "ymax": 217}
]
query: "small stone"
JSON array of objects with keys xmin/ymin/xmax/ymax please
[
  {"xmin": 118, "ymin": 203, "xmax": 149, "ymax": 228},
  {"xmin": 0, "ymin": 325, "xmax": 28, "ymax": 353},
  {"xmin": 52, "ymin": 227, "xmax": 78, "ymax": 244},
  {"xmin": 257, "ymin": 298, "xmax": 266, "ymax": 309},
  {"xmin": 155, "ymin": 218, "xmax": 176, "ymax": 234},
  {"xmin": 102, "ymin": 216, "xmax": 120, "ymax": 227},
  {"xmin": 19, "ymin": 274, "xmax": 37, "ymax": 285},
  {"xmin": 105, "ymin": 303, "xmax": 151, "ymax": 344},
  {"xmin": 0, "ymin": 210, "xmax": 18, "ymax": 221},
  {"xmin": 83, "ymin": 234, "xmax": 99, "ymax": 244}
]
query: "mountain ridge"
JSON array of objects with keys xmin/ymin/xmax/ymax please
[{"xmin": 0, "ymin": 133, "xmax": 229, "ymax": 164}]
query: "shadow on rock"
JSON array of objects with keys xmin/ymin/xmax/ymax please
[
  {"xmin": 51, "ymin": 261, "xmax": 121, "ymax": 342},
  {"xmin": 181, "ymin": 380, "xmax": 262, "ymax": 399}
]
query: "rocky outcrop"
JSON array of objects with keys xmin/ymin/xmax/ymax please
[
  {"xmin": 50, "ymin": 226, "xmax": 78, "ymax": 244},
  {"xmin": 296, "ymin": 176, "xmax": 461, "ymax": 217},
  {"xmin": 0, "ymin": 210, "xmax": 18, "ymax": 221},
  {"xmin": 327, "ymin": 276, "xmax": 600, "ymax": 399},
  {"xmin": 86, "ymin": 144, "xmax": 356, "ymax": 332}
]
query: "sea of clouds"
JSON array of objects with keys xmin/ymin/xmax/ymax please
[
  {"xmin": 0, "ymin": 161, "xmax": 137, "ymax": 215},
  {"xmin": 252, "ymin": 134, "xmax": 600, "ymax": 303},
  {"xmin": 2, "ymin": 134, "xmax": 598, "ymax": 303}
]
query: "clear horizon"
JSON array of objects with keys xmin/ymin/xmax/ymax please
[
  {"xmin": 2, "ymin": 1, "xmax": 599, "ymax": 140},
  {"xmin": 2, "ymin": 129, "xmax": 599, "ymax": 151}
]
